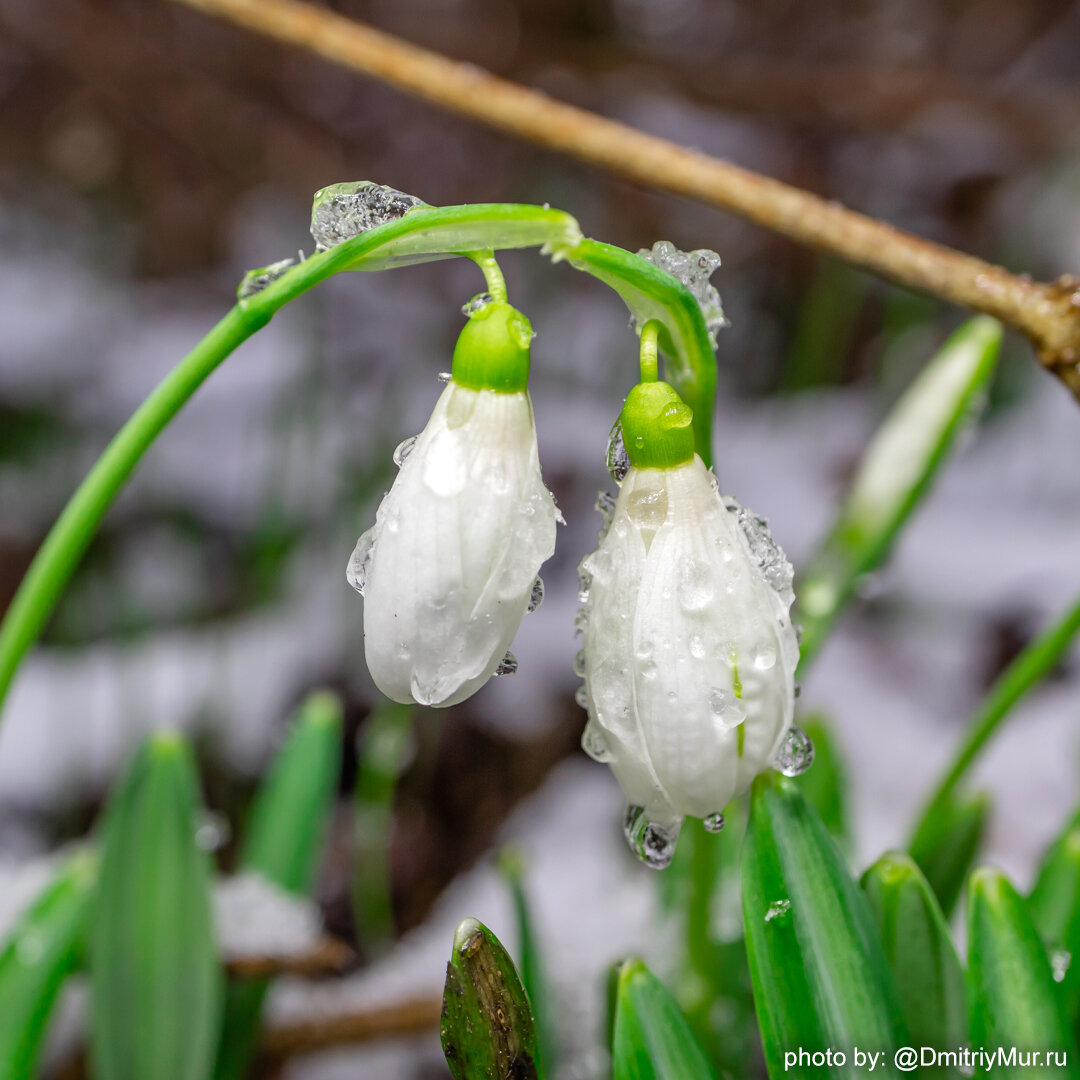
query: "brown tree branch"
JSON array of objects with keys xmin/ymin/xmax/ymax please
[
  {"xmin": 166, "ymin": 0, "xmax": 1080, "ymax": 397},
  {"xmin": 224, "ymin": 936, "xmax": 355, "ymax": 979}
]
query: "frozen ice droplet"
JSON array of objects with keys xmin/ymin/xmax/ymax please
[
  {"xmin": 393, "ymin": 435, "xmax": 418, "ymax": 467},
  {"xmin": 623, "ymin": 806, "xmax": 681, "ymax": 870},
  {"xmin": 703, "ymin": 812, "xmax": 725, "ymax": 834},
  {"xmin": 310, "ymin": 181, "xmax": 428, "ymax": 251},
  {"xmin": 581, "ymin": 720, "xmax": 611, "ymax": 763},
  {"xmin": 724, "ymin": 496, "xmax": 795, "ymax": 604},
  {"xmin": 765, "ymin": 898, "xmax": 791, "ymax": 923},
  {"xmin": 461, "ymin": 291, "xmax": 494, "ymax": 317},
  {"xmin": 574, "ymin": 684, "xmax": 590, "ymax": 709},
  {"xmin": 527, "ymin": 576, "xmax": 545, "ymax": 613},
  {"xmin": 237, "ymin": 258, "xmax": 295, "ymax": 301},
  {"xmin": 774, "ymin": 727, "xmax": 815, "ymax": 777},
  {"xmin": 494, "ymin": 650, "xmax": 518, "ymax": 677},
  {"xmin": 708, "ymin": 687, "xmax": 746, "ymax": 732},
  {"xmin": 572, "ymin": 649, "xmax": 587, "ymax": 678},
  {"xmin": 606, "ymin": 420, "xmax": 630, "ymax": 484},
  {"xmin": 346, "ymin": 527, "xmax": 376, "ymax": 595},
  {"xmin": 577, "ymin": 563, "xmax": 593, "ymax": 603},
  {"xmin": 636, "ymin": 240, "xmax": 727, "ymax": 346}
]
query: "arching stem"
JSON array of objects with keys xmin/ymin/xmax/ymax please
[{"xmin": 639, "ymin": 320, "xmax": 661, "ymax": 383}]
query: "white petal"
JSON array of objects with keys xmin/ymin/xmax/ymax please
[
  {"xmin": 358, "ymin": 381, "xmax": 557, "ymax": 707},
  {"xmin": 581, "ymin": 457, "xmax": 798, "ymax": 825}
]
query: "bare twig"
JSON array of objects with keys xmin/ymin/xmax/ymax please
[
  {"xmin": 224, "ymin": 936, "xmax": 355, "ymax": 979},
  {"xmin": 165, "ymin": 0, "xmax": 1080, "ymax": 397}
]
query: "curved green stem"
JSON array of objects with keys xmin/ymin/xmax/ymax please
[
  {"xmin": 639, "ymin": 320, "xmax": 661, "ymax": 383},
  {"xmin": 470, "ymin": 251, "xmax": 507, "ymax": 303},
  {"xmin": 910, "ymin": 596, "xmax": 1080, "ymax": 847}
]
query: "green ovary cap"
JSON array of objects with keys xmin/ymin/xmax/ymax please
[
  {"xmin": 620, "ymin": 380, "xmax": 696, "ymax": 469},
  {"xmin": 451, "ymin": 301, "xmax": 533, "ymax": 392}
]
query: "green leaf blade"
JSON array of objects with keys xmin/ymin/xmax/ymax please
[
  {"xmin": 797, "ymin": 316, "xmax": 1002, "ymax": 666},
  {"xmin": 90, "ymin": 733, "xmax": 222, "ymax": 1080},
  {"xmin": 440, "ymin": 917, "xmax": 540, "ymax": 1080},
  {"xmin": 612, "ymin": 959, "xmax": 715, "ymax": 1080},
  {"xmin": 1028, "ymin": 820, "xmax": 1080, "ymax": 1025},
  {"xmin": 967, "ymin": 868, "xmax": 1078, "ymax": 1079},
  {"xmin": 861, "ymin": 851, "xmax": 966, "ymax": 1051},
  {"xmin": 0, "ymin": 852, "xmax": 96, "ymax": 1080},
  {"xmin": 742, "ymin": 774, "xmax": 907, "ymax": 1079},
  {"xmin": 909, "ymin": 789, "xmax": 991, "ymax": 919}
]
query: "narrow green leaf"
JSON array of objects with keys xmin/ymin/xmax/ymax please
[
  {"xmin": 797, "ymin": 316, "xmax": 1002, "ymax": 667},
  {"xmin": 967, "ymin": 868, "xmax": 1077, "ymax": 1079},
  {"xmin": 911, "ymin": 598, "xmax": 1080, "ymax": 871},
  {"xmin": 215, "ymin": 690, "xmax": 343, "ymax": 1080},
  {"xmin": 861, "ymin": 852, "xmax": 966, "ymax": 1051},
  {"xmin": 742, "ymin": 773, "xmax": 907, "ymax": 1080},
  {"xmin": 794, "ymin": 714, "xmax": 849, "ymax": 851},
  {"xmin": 352, "ymin": 700, "xmax": 413, "ymax": 956},
  {"xmin": 1028, "ymin": 822, "xmax": 1080, "ymax": 1025},
  {"xmin": 498, "ymin": 849, "xmax": 554, "ymax": 1078},
  {"xmin": 909, "ymin": 789, "xmax": 991, "ymax": 920},
  {"xmin": 566, "ymin": 239, "xmax": 717, "ymax": 464},
  {"xmin": 90, "ymin": 733, "xmax": 222, "ymax": 1080},
  {"xmin": 440, "ymin": 917, "xmax": 540, "ymax": 1080},
  {"xmin": 612, "ymin": 959, "xmax": 715, "ymax": 1080},
  {"xmin": 0, "ymin": 851, "xmax": 96, "ymax": 1080}
]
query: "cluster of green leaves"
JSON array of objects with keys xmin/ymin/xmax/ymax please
[{"xmin": 0, "ymin": 691, "xmax": 345, "ymax": 1080}]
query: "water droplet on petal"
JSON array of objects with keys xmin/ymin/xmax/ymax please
[
  {"xmin": 677, "ymin": 556, "xmax": 714, "ymax": 611},
  {"xmin": 626, "ymin": 486, "xmax": 669, "ymax": 532},
  {"xmin": 346, "ymin": 528, "xmax": 376, "ymax": 595},
  {"xmin": 237, "ymin": 257, "xmax": 295, "ymax": 301},
  {"xmin": 573, "ymin": 649, "xmax": 587, "ymax": 678},
  {"xmin": 765, "ymin": 898, "xmax": 791, "ymax": 923},
  {"xmin": 573, "ymin": 608, "xmax": 589, "ymax": 636},
  {"xmin": 689, "ymin": 633, "xmax": 707, "ymax": 659},
  {"xmin": 493, "ymin": 650, "xmax": 518, "ymax": 677},
  {"xmin": 606, "ymin": 420, "xmax": 630, "ymax": 484},
  {"xmin": 393, "ymin": 435, "xmax": 417, "ymax": 467},
  {"xmin": 774, "ymin": 727, "xmax": 815, "ymax": 777},
  {"xmin": 574, "ymin": 685, "xmax": 590, "ymax": 709},
  {"xmin": 581, "ymin": 721, "xmax": 611, "ymax": 763},
  {"xmin": 623, "ymin": 806, "xmax": 681, "ymax": 870},
  {"xmin": 527, "ymin": 576, "xmax": 545, "ymax": 613},
  {"xmin": 708, "ymin": 687, "xmax": 746, "ymax": 731},
  {"xmin": 752, "ymin": 642, "xmax": 777, "ymax": 671},
  {"xmin": 703, "ymin": 812, "xmax": 725, "ymax": 834},
  {"xmin": 577, "ymin": 564, "xmax": 592, "ymax": 603},
  {"xmin": 311, "ymin": 181, "xmax": 427, "ymax": 250}
]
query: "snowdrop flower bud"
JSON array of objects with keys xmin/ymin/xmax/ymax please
[
  {"xmin": 577, "ymin": 378, "xmax": 801, "ymax": 868},
  {"xmin": 348, "ymin": 299, "xmax": 559, "ymax": 707}
]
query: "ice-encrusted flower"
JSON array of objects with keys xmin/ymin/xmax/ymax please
[
  {"xmin": 576, "ymin": 378, "xmax": 801, "ymax": 868},
  {"xmin": 349, "ymin": 300, "xmax": 558, "ymax": 707}
]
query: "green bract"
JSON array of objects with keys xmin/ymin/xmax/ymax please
[
  {"xmin": 619, "ymin": 380, "xmax": 695, "ymax": 470},
  {"xmin": 451, "ymin": 301, "xmax": 534, "ymax": 392}
]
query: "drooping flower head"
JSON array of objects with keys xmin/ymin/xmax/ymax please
[
  {"xmin": 349, "ymin": 296, "xmax": 558, "ymax": 707},
  {"xmin": 577, "ymin": 367, "xmax": 805, "ymax": 868}
]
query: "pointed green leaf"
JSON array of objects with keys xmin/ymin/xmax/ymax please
[
  {"xmin": 90, "ymin": 733, "xmax": 222, "ymax": 1080},
  {"xmin": 1028, "ymin": 822, "xmax": 1080, "ymax": 1025},
  {"xmin": 440, "ymin": 917, "xmax": 540, "ymax": 1080},
  {"xmin": 612, "ymin": 959, "xmax": 715, "ymax": 1080},
  {"xmin": 566, "ymin": 239, "xmax": 717, "ymax": 464},
  {"xmin": 498, "ymin": 848, "xmax": 554, "ymax": 1078},
  {"xmin": 967, "ymin": 868, "xmax": 1077, "ymax": 1078},
  {"xmin": 794, "ymin": 714, "xmax": 849, "ymax": 851},
  {"xmin": 0, "ymin": 852, "xmax": 96, "ymax": 1080},
  {"xmin": 742, "ymin": 774, "xmax": 907, "ymax": 1079},
  {"xmin": 215, "ymin": 690, "xmax": 343, "ymax": 1080},
  {"xmin": 352, "ymin": 700, "xmax": 413, "ymax": 957},
  {"xmin": 797, "ymin": 316, "xmax": 1002, "ymax": 666},
  {"xmin": 909, "ymin": 789, "xmax": 990, "ymax": 919},
  {"xmin": 861, "ymin": 852, "xmax": 966, "ymax": 1050}
]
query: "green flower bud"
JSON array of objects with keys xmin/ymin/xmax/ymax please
[
  {"xmin": 451, "ymin": 301, "xmax": 533, "ymax": 393},
  {"xmin": 618, "ymin": 380, "xmax": 695, "ymax": 470}
]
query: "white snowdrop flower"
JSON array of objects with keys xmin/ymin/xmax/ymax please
[
  {"xmin": 577, "ymin": 376, "xmax": 800, "ymax": 868},
  {"xmin": 348, "ymin": 300, "xmax": 558, "ymax": 707}
]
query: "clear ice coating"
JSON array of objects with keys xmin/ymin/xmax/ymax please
[
  {"xmin": 724, "ymin": 496, "xmax": 796, "ymax": 604},
  {"xmin": 494, "ymin": 650, "xmax": 518, "ymax": 677},
  {"xmin": 310, "ymin": 181, "xmax": 428, "ymax": 251},
  {"xmin": 237, "ymin": 257, "xmax": 295, "ymax": 301},
  {"xmin": 527, "ymin": 576, "xmax": 545, "ymax": 613},
  {"xmin": 623, "ymin": 805, "xmax": 681, "ymax": 870},
  {"xmin": 636, "ymin": 240, "xmax": 727, "ymax": 345},
  {"xmin": 393, "ymin": 435, "xmax": 418, "ymax": 467},
  {"xmin": 765, "ymin": 898, "xmax": 791, "ymax": 922},
  {"xmin": 576, "ymin": 562, "xmax": 593, "ymax": 604},
  {"xmin": 606, "ymin": 421, "xmax": 630, "ymax": 484},
  {"xmin": 461, "ymin": 292, "xmax": 494, "ymax": 317},
  {"xmin": 347, "ymin": 528, "xmax": 376, "ymax": 596},
  {"xmin": 774, "ymin": 727, "xmax": 815, "ymax": 777},
  {"xmin": 703, "ymin": 812, "xmax": 726, "ymax": 834}
]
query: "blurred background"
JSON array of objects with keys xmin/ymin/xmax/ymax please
[{"xmin": 1, "ymin": 0, "xmax": 1079, "ymax": 1076}]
